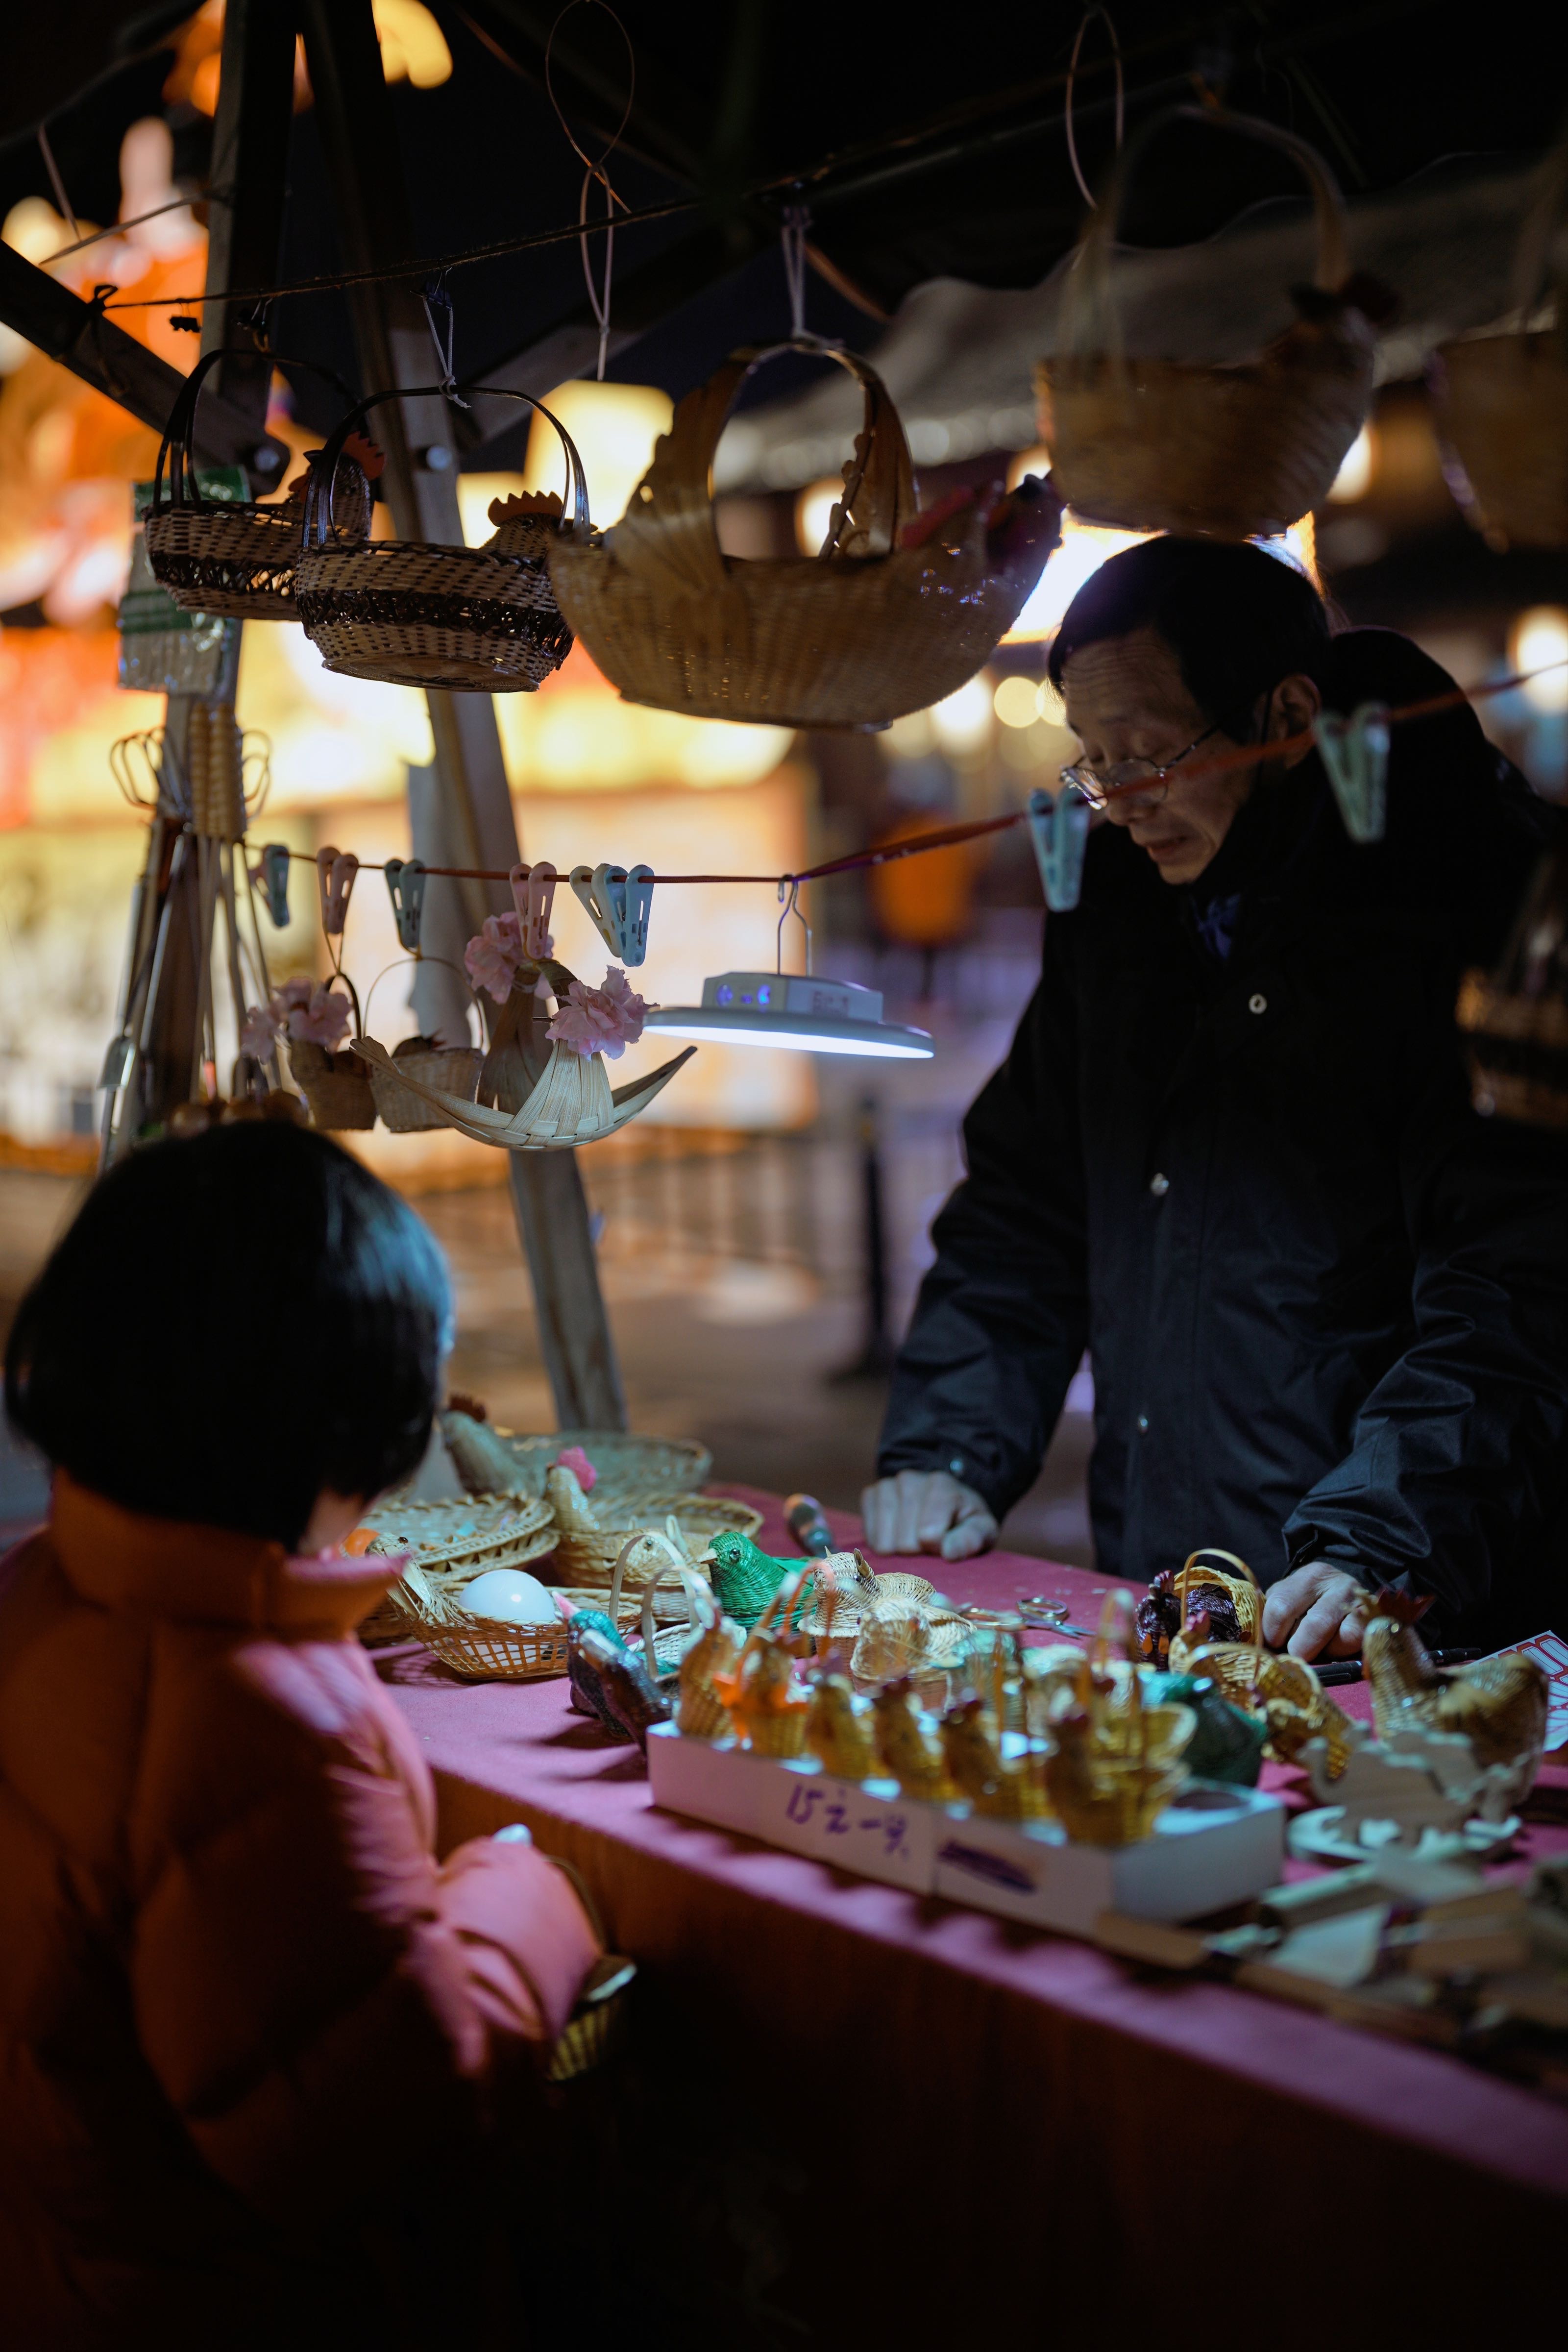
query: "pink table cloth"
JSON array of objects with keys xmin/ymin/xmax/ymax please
[{"xmin": 378, "ymin": 1487, "xmax": 1568, "ymax": 2341}]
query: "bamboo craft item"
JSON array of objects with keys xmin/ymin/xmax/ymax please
[
  {"xmin": 387, "ymin": 1561, "xmax": 571, "ymax": 1680},
  {"xmin": 365, "ymin": 1037, "xmax": 484, "ymax": 1131},
  {"xmin": 1431, "ymin": 143, "xmax": 1568, "ymax": 548},
  {"xmin": 295, "ymin": 385, "xmax": 590, "ymax": 689},
  {"xmin": 1036, "ymin": 107, "xmax": 1375, "ymax": 537},
  {"xmin": 352, "ymin": 1030, "xmax": 694, "ymax": 1150},
  {"xmin": 543, "ymin": 1464, "xmax": 762, "ymax": 1598},
  {"xmin": 441, "ymin": 1415, "xmax": 712, "ymax": 1506},
  {"xmin": 544, "ymin": 1859, "xmax": 637, "ymax": 2083},
  {"xmin": 145, "ymin": 347, "xmax": 373, "ymax": 620},
  {"xmin": 548, "ymin": 340, "xmax": 1060, "ymax": 729}
]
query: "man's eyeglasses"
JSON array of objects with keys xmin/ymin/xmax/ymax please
[{"xmin": 1059, "ymin": 724, "xmax": 1223, "ymax": 813}]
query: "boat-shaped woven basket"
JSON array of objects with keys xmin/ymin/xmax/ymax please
[
  {"xmin": 1036, "ymin": 107, "xmax": 1374, "ymax": 538},
  {"xmin": 353, "ymin": 1031, "xmax": 693, "ymax": 1150},
  {"xmin": 295, "ymin": 383, "xmax": 590, "ymax": 689},
  {"xmin": 145, "ymin": 346, "xmax": 372, "ymax": 620},
  {"xmin": 1430, "ymin": 144, "xmax": 1568, "ymax": 549},
  {"xmin": 548, "ymin": 339, "xmax": 1060, "ymax": 730}
]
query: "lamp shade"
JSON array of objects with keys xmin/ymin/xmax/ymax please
[{"xmin": 642, "ymin": 973, "xmax": 933, "ymax": 1059}]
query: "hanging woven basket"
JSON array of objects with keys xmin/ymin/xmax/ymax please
[
  {"xmin": 144, "ymin": 347, "xmax": 373, "ymax": 621},
  {"xmin": 294, "ymin": 384, "xmax": 590, "ymax": 690},
  {"xmin": 357, "ymin": 956, "xmax": 485, "ymax": 1133},
  {"xmin": 1035, "ymin": 107, "xmax": 1376, "ymax": 538},
  {"xmin": 1430, "ymin": 146, "xmax": 1568, "ymax": 549},
  {"xmin": 547, "ymin": 340, "xmax": 1062, "ymax": 730}
]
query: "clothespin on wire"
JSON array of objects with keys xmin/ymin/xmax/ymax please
[
  {"xmin": 570, "ymin": 860, "xmax": 653, "ymax": 966},
  {"xmin": 510, "ymin": 861, "xmax": 559, "ymax": 960},
  {"xmin": 1314, "ymin": 703, "xmax": 1391, "ymax": 843},
  {"xmin": 316, "ymin": 845, "xmax": 359, "ymax": 948},
  {"xmin": 1027, "ymin": 785, "xmax": 1092, "ymax": 911},
  {"xmin": 421, "ymin": 271, "xmax": 470, "ymax": 408},
  {"xmin": 384, "ymin": 858, "xmax": 427, "ymax": 953},
  {"xmin": 254, "ymin": 842, "xmax": 292, "ymax": 928}
]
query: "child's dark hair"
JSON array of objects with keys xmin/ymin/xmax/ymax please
[
  {"xmin": 1048, "ymin": 537, "xmax": 1332, "ymax": 741},
  {"xmin": 5, "ymin": 1123, "xmax": 451, "ymax": 1551}
]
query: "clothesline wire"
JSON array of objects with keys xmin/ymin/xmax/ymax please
[{"xmin": 237, "ymin": 653, "xmax": 1566, "ymax": 892}]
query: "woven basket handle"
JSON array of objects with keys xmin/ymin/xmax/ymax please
[
  {"xmin": 301, "ymin": 384, "xmax": 591, "ymax": 552},
  {"xmin": 152, "ymin": 345, "xmax": 359, "ymax": 515},
  {"xmin": 361, "ymin": 954, "xmax": 482, "ymax": 1048},
  {"xmin": 609, "ymin": 339, "xmax": 918, "ymax": 604},
  {"xmin": 1064, "ymin": 104, "xmax": 1351, "ymax": 357}
]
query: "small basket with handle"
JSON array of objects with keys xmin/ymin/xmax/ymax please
[
  {"xmin": 547, "ymin": 1481, "xmax": 763, "ymax": 1598},
  {"xmin": 1430, "ymin": 140, "xmax": 1568, "ymax": 549},
  {"xmin": 544, "ymin": 1858, "xmax": 637, "ymax": 2082},
  {"xmin": 296, "ymin": 384, "xmax": 590, "ymax": 690},
  {"xmin": 357, "ymin": 956, "xmax": 485, "ymax": 1133},
  {"xmin": 285, "ymin": 973, "xmax": 376, "ymax": 1130},
  {"xmin": 1036, "ymin": 106, "xmax": 1375, "ymax": 538},
  {"xmin": 145, "ymin": 345, "xmax": 373, "ymax": 621},
  {"xmin": 547, "ymin": 338, "xmax": 1061, "ymax": 730},
  {"xmin": 391, "ymin": 1559, "xmax": 571, "ymax": 1681}
]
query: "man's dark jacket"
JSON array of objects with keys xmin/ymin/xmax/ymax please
[{"xmin": 879, "ymin": 632, "xmax": 1568, "ymax": 1642}]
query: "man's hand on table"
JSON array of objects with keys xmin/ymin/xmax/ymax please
[
  {"xmin": 859, "ymin": 1470, "xmax": 998, "ymax": 1561},
  {"xmin": 1263, "ymin": 1560, "xmax": 1369, "ymax": 1660}
]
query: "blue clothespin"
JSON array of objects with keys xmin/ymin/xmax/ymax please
[
  {"xmin": 570, "ymin": 861, "xmax": 655, "ymax": 967},
  {"xmin": 385, "ymin": 858, "xmax": 427, "ymax": 954},
  {"xmin": 1314, "ymin": 702, "xmax": 1390, "ymax": 844},
  {"xmin": 1026, "ymin": 786, "xmax": 1091, "ymax": 912},
  {"xmin": 256, "ymin": 842, "xmax": 291, "ymax": 928}
]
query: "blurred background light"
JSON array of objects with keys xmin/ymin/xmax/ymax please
[
  {"xmin": 519, "ymin": 381, "xmax": 673, "ymax": 527},
  {"xmin": 993, "ymin": 674, "xmax": 1042, "ymax": 729},
  {"xmin": 795, "ymin": 477, "xmax": 841, "ymax": 555},
  {"xmin": 1512, "ymin": 608, "xmax": 1568, "ymax": 712},
  {"xmin": 1328, "ymin": 425, "xmax": 1375, "ymax": 503},
  {"xmin": 929, "ymin": 673, "xmax": 994, "ymax": 754}
]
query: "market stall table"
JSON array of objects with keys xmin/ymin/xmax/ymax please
[{"xmin": 377, "ymin": 1488, "xmax": 1568, "ymax": 2344}]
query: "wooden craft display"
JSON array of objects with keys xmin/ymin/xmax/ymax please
[
  {"xmin": 1431, "ymin": 142, "xmax": 1568, "ymax": 548},
  {"xmin": 1036, "ymin": 106, "xmax": 1375, "ymax": 537},
  {"xmin": 296, "ymin": 385, "xmax": 590, "ymax": 689},
  {"xmin": 548, "ymin": 340, "xmax": 1061, "ymax": 729}
]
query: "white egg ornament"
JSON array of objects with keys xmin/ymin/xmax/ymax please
[{"xmin": 460, "ymin": 1568, "xmax": 561, "ymax": 1625}]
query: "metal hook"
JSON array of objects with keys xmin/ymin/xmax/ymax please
[
  {"xmin": 776, "ymin": 876, "xmax": 813, "ymax": 976},
  {"xmin": 385, "ymin": 858, "xmax": 427, "ymax": 954}
]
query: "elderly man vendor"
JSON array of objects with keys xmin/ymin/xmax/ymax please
[{"xmin": 865, "ymin": 537, "xmax": 1568, "ymax": 1657}]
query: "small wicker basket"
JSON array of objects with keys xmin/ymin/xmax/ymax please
[
  {"xmin": 145, "ymin": 346, "xmax": 372, "ymax": 620},
  {"xmin": 547, "ymin": 1480, "xmax": 762, "ymax": 1598},
  {"xmin": 1430, "ymin": 145, "xmax": 1568, "ymax": 549},
  {"xmin": 354, "ymin": 1492, "xmax": 558, "ymax": 1645},
  {"xmin": 390, "ymin": 1561, "xmax": 570, "ymax": 1680},
  {"xmin": 1036, "ymin": 107, "xmax": 1373, "ymax": 538},
  {"xmin": 548, "ymin": 340, "xmax": 1059, "ymax": 730},
  {"xmin": 295, "ymin": 384, "xmax": 590, "ymax": 690},
  {"xmin": 287, "ymin": 1036, "xmax": 376, "ymax": 1130},
  {"xmin": 544, "ymin": 1860, "xmax": 636, "ymax": 2083},
  {"xmin": 366, "ymin": 1040, "xmax": 484, "ymax": 1131}
]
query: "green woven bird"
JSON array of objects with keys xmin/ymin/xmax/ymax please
[{"xmin": 707, "ymin": 1530, "xmax": 804, "ymax": 1630}]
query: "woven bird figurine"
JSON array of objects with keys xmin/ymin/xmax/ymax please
[
  {"xmin": 1363, "ymin": 1592, "xmax": 1549, "ymax": 1783},
  {"xmin": 707, "ymin": 1529, "xmax": 801, "ymax": 1630}
]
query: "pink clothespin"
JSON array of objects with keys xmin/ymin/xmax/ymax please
[
  {"xmin": 509, "ymin": 860, "xmax": 557, "ymax": 960},
  {"xmin": 316, "ymin": 845, "xmax": 359, "ymax": 936}
]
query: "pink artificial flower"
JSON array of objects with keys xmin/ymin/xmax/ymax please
[
  {"xmin": 240, "ymin": 1003, "xmax": 284, "ymax": 1059},
  {"xmin": 465, "ymin": 910, "xmax": 524, "ymax": 1004},
  {"xmin": 553, "ymin": 1444, "xmax": 597, "ymax": 1493},
  {"xmin": 545, "ymin": 965, "xmax": 652, "ymax": 1060},
  {"xmin": 274, "ymin": 975, "xmax": 317, "ymax": 1011},
  {"xmin": 287, "ymin": 986, "xmax": 352, "ymax": 1048}
]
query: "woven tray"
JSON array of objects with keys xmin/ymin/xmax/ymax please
[
  {"xmin": 484, "ymin": 1427, "xmax": 713, "ymax": 1504},
  {"xmin": 358, "ymin": 1490, "xmax": 556, "ymax": 1568},
  {"xmin": 551, "ymin": 1494, "xmax": 762, "ymax": 1595}
]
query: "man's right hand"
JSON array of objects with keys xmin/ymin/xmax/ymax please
[{"xmin": 859, "ymin": 1469, "xmax": 999, "ymax": 1561}]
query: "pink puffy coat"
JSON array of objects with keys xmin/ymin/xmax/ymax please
[{"xmin": 0, "ymin": 1475, "xmax": 597, "ymax": 2349}]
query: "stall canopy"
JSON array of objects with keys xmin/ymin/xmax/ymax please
[{"xmin": 1, "ymin": 0, "xmax": 1563, "ymax": 478}]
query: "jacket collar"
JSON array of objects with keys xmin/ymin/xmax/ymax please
[{"xmin": 49, "ymin": 1472, "xmax": 401, "ymax": 1637}]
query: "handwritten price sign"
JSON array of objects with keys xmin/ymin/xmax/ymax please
[{"xmin": 768, "ymin": 1764, "xmax": 937, "ymax": 1890}]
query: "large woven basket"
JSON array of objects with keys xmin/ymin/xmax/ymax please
[
  {"xmin": 295, "ymin": 383, "xmax": 590, "ymax": 690},
  {"xmin": 1036, "ymin": 107, "xmax": 1373, "ymax": 538},
  {"xmin": 1430, "ymin": 146, "xmax": 1568, "ymax": 549},
  {"xmin": 548, "ymin": 1487, "xmax": 763, "ymax": 1597},
  {"xmin": 145, "ymin": 346, "xmax": 371, "ymax": 620},
  {"xmin": 444, "ymin": 1420, "xmax": 713, "ymax": 1505},
  {"xmin": 548, "ymin": 340, "xmax": 1060, "ymax": 730}
]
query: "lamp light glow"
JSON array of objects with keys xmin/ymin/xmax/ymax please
[{"xmin": 644, "ymin": 972, "xmax": 933, "ymax": 1059}]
